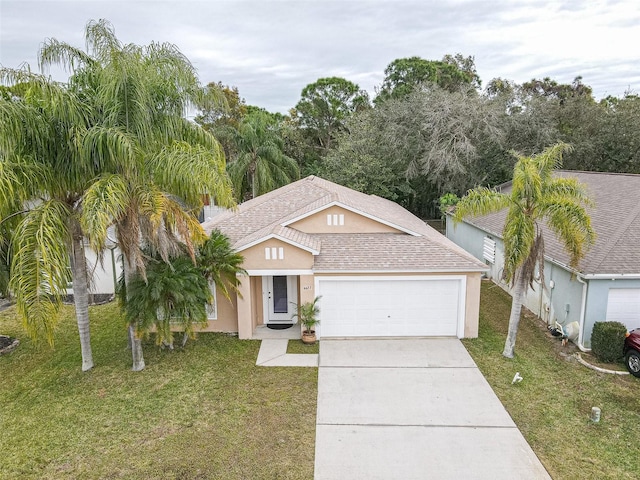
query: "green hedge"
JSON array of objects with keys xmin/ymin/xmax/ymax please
[{"xmin": 591, "ymin": 321, "xmax": 627, "ymax": 363}]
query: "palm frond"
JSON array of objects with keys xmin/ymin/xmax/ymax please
[
  {"xmin": 452, "ymin": 186, "xmax": 510, "ymax": 222},
  {"xmin": 123, "ymin": 255, "xmax": 210, "ymax": 346},
  {"xmin": 542, "ymin": 177, "xmax": 593, "ymax": 207},
  {"xmin": 9, "ymin": 200, "xmax": 72, "ymax": 344},
  {"xmin": 502, "ymin": 207, "xmax": 535, "ymax": 283},
  {"xmin": 81, "ymin": 173, "xmax": 131, "ymax": 252},
  {"xmin": 197, "ymin": 230, "xmax": 246, "ymax": 301},
  {"xmin": 543, "ymin": 197, "xmax": 596, "ymax": 269},
  {"xmin": 148, "ymin": 141, "xmax": 235, "ymax": 209}
]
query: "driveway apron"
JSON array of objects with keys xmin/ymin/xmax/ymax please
[{"xmin": 314, "ymin": 338, "xmax": 550, "ymax": 480}]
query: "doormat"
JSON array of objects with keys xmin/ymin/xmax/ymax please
[{"xmin": 267, "ymin": 323, "xmax": 293, "ymax": 330}]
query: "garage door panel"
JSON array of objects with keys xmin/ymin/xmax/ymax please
[
  {"xmin": 318, "ymin": 278, "xmax": 461, "ymax": 337},
  {"xmin": 606, "ymin": 288, "xmax": 640, "ymax": 330}
]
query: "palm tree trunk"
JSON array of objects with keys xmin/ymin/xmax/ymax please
[
  {"xmin": 70, "ymin": 228, "xmax": 94, "ymax": 371},
  {"xmin": 123, "ymin": 258, "xmax": 145, "ymax": 371},
  {"xmin": 251, "ymin": 171, "xmax": 257, "ymax": 199},
  {"xmin": 503, "ymin": 269, "xmax": 527, "ymax": 358}
]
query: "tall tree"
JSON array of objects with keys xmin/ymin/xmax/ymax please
[
  {"xmin": 375, "ymin": 55, "xmax": 478, "ymax": 103},
  {"xmin": 39, "ymin": 19, "xmax": 235, "ymax": 370},
  {"xmin": 0, "ymin": 67, "xmax": 111, "ymax": 371},
  {"xmin": 227, "ymin": 111, "xmax": 299, "ymax": 200},
  {"xmin": 295, "ymin": 77, "xmax": 369, "ymax": 155},
  {"xmin": 453, "ymin": 143, "xmax": 595, "ymax": 358},
  {"xmin": 324, "ymin": 83, "xmax": 506, "ymax": 217}
]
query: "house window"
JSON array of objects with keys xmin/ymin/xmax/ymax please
[
  {"xmin": 264, "ymin": 246, "xmax": 284, "ymax": 260},
  {"xmin": 326, "ymin": 213, "xmax": 345, "ymax": 226},
  {"xmin": 483, "ymin": 236, "xmax": 496, "ymax": 264},
  {"xmin": 206, "ymin": 282, "xmax": 218, "ymax": 320}
]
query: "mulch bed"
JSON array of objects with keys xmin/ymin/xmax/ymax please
[{"xmin": 0, "ymin": 335, "xmax": 19, "ymax": 354}]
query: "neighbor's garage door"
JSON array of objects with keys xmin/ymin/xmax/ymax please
[
  {"xmin": 317, "ymin": 277, "xmax": 463, "ymax": 338},
  {"xmin": 606, "ymin": 288, "xmax": 640, "ymax": 331}
]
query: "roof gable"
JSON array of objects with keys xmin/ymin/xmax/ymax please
[
  {"xmin": 283, "ymin": 201, "xmax": 412, "ymax": 235},
  {"xmin": 202, "ymin": 175, "xmax": 488, "ymax": 272}
]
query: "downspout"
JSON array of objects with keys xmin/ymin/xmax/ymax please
[{"xmin": 576, "ymin": 274, "xmax": 591, "ymax": 352}]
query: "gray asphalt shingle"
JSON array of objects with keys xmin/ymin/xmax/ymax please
[
  {"xmin": 202, "ymin": 176, "xmax": 487, "ymax": 272},
  {"xmin": 462, "ymin": 171, "xmax": 640, "ymax": 275}
]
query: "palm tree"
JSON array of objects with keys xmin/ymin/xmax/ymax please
[
  {"xmin": 38, "ymin": 19, "xmax": 235, "ymax": 370},
  {"xmin": 0, "ymin": 68, "xmax": 107, "ymax": 371},
  {"xmin": 453, "ymin": 143, "xmax": 595, "ymax": 358},
  {"xmin": 122, "ymin": 254, "xmax": 211, "ymax": 348},
  {"xmin": 121, "ymin": 231, "xmax": 245, "ymax": 349},
  {"xmin": 197, "ymin": 230, "xmax": 246, "ymax": 300},
  {"xmin": 227, "ymin": 111, "xmax": 299, "ymax": 200}
]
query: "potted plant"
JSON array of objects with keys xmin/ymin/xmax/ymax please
[{"xmin": 292, "ymin": 296, "xmax": 321, "ymax": 345}]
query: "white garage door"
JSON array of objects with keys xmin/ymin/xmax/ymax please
[
  {"xmin": 606, "ymin": 288, "xmax": 640, "ymax": 330},
  {"xmin": 317, "ymin": 277, "xmax": 464, "ymax": 338}
]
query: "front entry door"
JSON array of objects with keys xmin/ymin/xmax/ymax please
[{"xmin": 265, "ymin": 276, "xmax": 297, "ymax": 323}]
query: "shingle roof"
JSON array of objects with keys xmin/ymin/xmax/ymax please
[
  {"xmin": 202, "ymin": 176, "xmax": 487, "ymax": 272},
  {"xmin": 461, "ymin": 171, "xmax": 640, "ymax": 275}
]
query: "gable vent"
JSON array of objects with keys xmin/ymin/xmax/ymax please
[
  {"xmin": 483, "ymin": 236, "xmax": 496, "ymax": 264},
  {"xmin": 327, "ymin": 213, "xmax": 345, "ymax": 226}
]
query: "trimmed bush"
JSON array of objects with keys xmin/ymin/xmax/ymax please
[{"xmin": 591, "ymin": 321, "xmax": 627, "ymax": 363}]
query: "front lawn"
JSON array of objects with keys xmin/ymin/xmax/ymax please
[
  {"xmin": 0, "ymin": 303, "xmax": 317, "ymax": 479},
  {"xmin": 463, "ymin": 281, "xmax": 640, "ymax": 480}
]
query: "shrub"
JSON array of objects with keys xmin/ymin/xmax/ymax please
[{"xmin": 591, "ymin": 321, "xmax": 627, "ymax": 363}]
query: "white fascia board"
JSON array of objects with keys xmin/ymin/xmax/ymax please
[
  {"xmin": 281, "ymin": 201, "xmax": 421, "ymax": 237},
  {"xmin": 315, "ymin": 274, "xmax": 468, "ymax": 282},
  {"xmin": 312, "ymin": 268, "xmax": 487, "ymax": 274},
  {"xmin": 582, "ymin": 273, "xmax": 640, "ymax": 279},
  {"xmin": 236, "ymin": 234, "xmax": 319, "ymax": 255},
  {"xmin": 245, "ymin": 269, "xmax": 314, "ymax": 276}
]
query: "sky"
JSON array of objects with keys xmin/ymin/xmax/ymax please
[{"xmin": 1, "ymin": 0, "xmax": 639, "ymax": 113}]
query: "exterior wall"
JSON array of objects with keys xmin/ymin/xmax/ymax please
[
  {"xmin": 298, "ymin": 274, "xmax": 316, "ymax": 304},
  {"xmin": 194, "ymin": 284, "xmax": 238, "ymax": 333},
  {"xmin": 583, "ymin": 278, "xmax": 640, "ymax": 347},
  {"xmin": 289, "ymin": 205, "xmax": 401, "ymax": 234},
  {"xmin": 464, "ymin": 273, "xmax": 481, "ymax": 338},
  {"xmin": 251, "ymin": 276, "xmax": 264, "ymax": 328},
  {"xmin": 241, "ymin": 238, "xmax": 314, "ymax": 270},
  {"xmin": 236, "ymin": 274, "xmax": 253, "ymax": 339},
  {"xmin": 68, "ymin": 246, "xmax": 122, "ymax": 297}
]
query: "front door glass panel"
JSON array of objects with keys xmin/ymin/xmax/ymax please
[{"xmin": 272, "ymin": 276, "xmax": 288, "ymax": 313}]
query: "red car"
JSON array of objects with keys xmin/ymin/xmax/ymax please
[{"xmin": 624, "ymin": 329, "xmax": 640, "ymax": 377}]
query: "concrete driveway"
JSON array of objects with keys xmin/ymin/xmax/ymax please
[{"xmin": 314, "ymin": 338, "xmax": 551, "ymax": 480}]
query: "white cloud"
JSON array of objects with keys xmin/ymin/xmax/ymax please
[{"xmin": 1, "ymin": 0, "xmax": 638, "ymax": 112}]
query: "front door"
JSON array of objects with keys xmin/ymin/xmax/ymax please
[{"xmin": 264, "ymin": 275, "xmax": 297, "ymax": 323}]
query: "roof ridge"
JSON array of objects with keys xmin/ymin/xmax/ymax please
[
  {"xmin": 589, "ymin": 198, "xmax": 640, "ymax": 271},
  {"xmin": 557, "ymin": 169, "xmax": 640, "ymax": 178}
]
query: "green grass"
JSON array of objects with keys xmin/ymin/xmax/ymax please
[
  {"xmin": 463, "ymin": 282, "xmax": 640, "ymax": 480},
  {"xmin": 0, "ymin": 303, "xmax": 317, "ymax": 479},
  {"xmin": 287, "ymin": 339, "xmax": 319, "ymax": 354}
]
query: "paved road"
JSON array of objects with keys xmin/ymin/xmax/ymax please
[{"xmin": 314, "ymin": 338, "xmax": 551, "ymax": 480}]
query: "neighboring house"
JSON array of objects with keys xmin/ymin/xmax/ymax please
[
  {"xmin": 200, "ymin": 175, "xmax": 487, "ymax": 340},
  {"xmin": 67, "ymin": 230, "xmax": 122, "ymax": 302},
  {"xmin": 446, "ymin": 171, "xmax": 640, "ymax": 349}
]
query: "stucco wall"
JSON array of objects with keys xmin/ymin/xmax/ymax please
[
  {"xmin": 583, "ymin": 278, "xmax": 640, "ymax": 347},
  {"xmin": 289, "ymin": 205, "xmax": 401, "ymax": 234},
  {"xmin": 192, "ymin": 283, "xmax": 238, "ymax": 333},
  {"xmin": 241, "ymin": 238, "xmax": 314, "ymax": 270}
]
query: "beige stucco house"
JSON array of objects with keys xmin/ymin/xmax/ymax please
[{"xmin": 200, "ymin": 176, "xmax": 487, "ymax": 339}]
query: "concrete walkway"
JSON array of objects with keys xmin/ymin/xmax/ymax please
[
  {"xmin": 314, "ymin": 338, "xmax": 550, "ymax": 480},
  {"xmin": 255, "ymin": 339, "xmax": 318, "ymax": 367}
]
